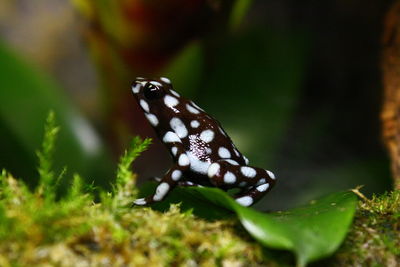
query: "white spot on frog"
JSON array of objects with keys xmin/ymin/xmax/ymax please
[
  {"xmin": 133, "ymin": 198, "xmax": 147, "ymax": 205},
  {"xmin": 164, "ymin": 95, "xmax": 179, "ymax": 107},
  {"xmin": 140, "ymin": 99, "xmax": 149, "ymax": 112},
  {"xmin": 256, "ymin": 183, "xmax": 269, "ymax": 192},
  {"xmin": 171, "ymin": 146, "xmax": 178, "ymax": 156},
  {"xmin": 241, "ymin": 166, "xmax": 256, "ymax": 178},
  {"xmin": 200, "ymin": 130, "xmax": 214, "ymax": 143},
  {"xmin": 218, "ymin": 147, "xmax": 231, "ymax": 158},
  {"xmin": 150, "ymin": 81, "xmax": 163, "ymax": 87},
  {"xmin": 171, "ymin": 170, "xmax": 182, "ymax": 181},
  {"xmin": 267, "ymin": 170, "xmax": 276, "ymax": 180},
  {"xmin": 190, "ymin": 120, "xmax": 200, "ymax": 128},
  {"xmin": 132, "ymin": 84, "xmax": 140, "ymax": 93},
  {"xmin": 207, "ymin": 163, "xmax": 220, "ymax": 177},
  {"xmin": 170, "ymin": 90, "xmax": 180, "ymax": 97},
  {"xmin": 160, "ymin": 77, "xmax": 171, "ymax": 83},
  {"xmin": 224, "ymin": 172, "xmax": 236, "ymax": 184},
  {"xmin": 163, "ymin": 132, "xmax": 181, "ymax": 143},
  {"xmin": 178, "ymin": 154, "xmax": 190, "ymax": 166},
  {"xmin": 186, "ymin": 104, "xmax": 200, "ymax": 114},
  {"xmin": 170, "ymin": 117, "xmax": 188, "ymax": 138},
  {"xmin": 145, "ymin": 113, "xmax": 159, "ymax": 126},
  {"xmin": 153, "ymin": 182, "xmax": 170, "ymax": 201},
  {"xmin": 236, "ymin": 196, "xmax": 254, "ymax": 207}
]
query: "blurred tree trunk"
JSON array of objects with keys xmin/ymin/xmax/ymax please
[{"xmin": 382, "ymin": 0, "xmax": 400, "ymax": 189}]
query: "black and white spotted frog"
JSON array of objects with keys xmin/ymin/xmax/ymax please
[{"xmin": 131, "ymin": 77, "xmax": 276, "ymax": 207}]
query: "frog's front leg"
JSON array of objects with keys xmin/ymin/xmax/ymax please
[
  {"xmin": 133, "ymin": 131, "xmax": 190, "ymax": 206},
  {"xmin": 133, "ymin": 165, "xmax": 186, "ymax": 206},
  {"xmin": 207, "ymin": 160, "xmax": 276, "ymax": 207}
]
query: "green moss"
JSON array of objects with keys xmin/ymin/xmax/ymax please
[
  {"xmin": 0, "ymin": 171, "xmax": 266, "ymax": 266},
  {"xmin": 332, "ymin": 189, "xmax": 400, "ymax": 266},
  {"xmin": 0, "ymin": 170, "xmax": 269, "ymax": 266},
  {"xmin": 0, "ymin": 113, "xmax": 269, "ymax": 266}
]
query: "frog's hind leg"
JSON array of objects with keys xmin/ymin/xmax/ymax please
[
  {"xmin": 207, "ymin": 160, "xmax": 276, "ymax": 207},
  {"xmin": 233, "ymin": 184, "xmax": 272, "ymax": 207}
]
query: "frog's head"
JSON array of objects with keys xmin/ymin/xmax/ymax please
[{"xmin": 131, "ymin": 77, "xmax": 183, "ymax": 128}]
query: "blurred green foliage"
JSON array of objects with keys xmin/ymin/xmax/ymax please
[{"xmin": 0, "ymin": 41, "xmax": 114, "ymax": 187}]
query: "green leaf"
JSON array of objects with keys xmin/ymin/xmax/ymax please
[
  {"xmin": 0, "ymin": 41, "xmax": 114, "ymax": 186},
  {"xmin": 138, "ymin": 184, "xmax": 357, "ymax": 266}
]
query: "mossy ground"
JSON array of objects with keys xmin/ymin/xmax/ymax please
[
  {"xmin": 0, "ymin": 113, "xmax": 399, "ymax": 266},
  {"xmin": 0, "ymin": 171, "xmax": 265, "ymax": 266},
  {"xmin": 331, "ymin": 189, "xmax": 400, "ymax": 266}
]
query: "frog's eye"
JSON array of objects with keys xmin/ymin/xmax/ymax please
[{"xmin": 143, "ymin": 82, "xmax": 164, "ymax": 100}]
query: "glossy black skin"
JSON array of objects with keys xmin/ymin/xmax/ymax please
[{"xmin": 131, "ymin": 77, "xmax": 276, "ymax": 207}]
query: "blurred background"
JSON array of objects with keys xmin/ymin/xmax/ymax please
[{"xmin": 0, "ymin": 0, "xmax": 393, "ymax": 210}]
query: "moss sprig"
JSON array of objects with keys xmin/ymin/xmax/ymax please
[
  {"xmin": 116, "ymin": 136, "xmax": 151, "ymax": 188},
  {"xmin": 36, "ymin": 111, "xmax": 60, "ymax": 201}
]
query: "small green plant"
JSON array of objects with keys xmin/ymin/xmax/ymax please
[{"xmin": 36, "ymin": 111, "xmax": 60, "ymax": 200}]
